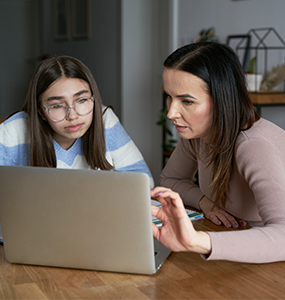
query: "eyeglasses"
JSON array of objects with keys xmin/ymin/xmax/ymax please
[{"xmin": 41, "ymin": 97, "xmax": 95, "ymax": 122}]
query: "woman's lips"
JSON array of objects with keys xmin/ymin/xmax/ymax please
[
  {"xmin": 65, "ymin": 123, "xmax": 83, "ymax": 132},
  {"xmin": 175, "ymin": 125, "xmax": 187, "ymax": 131}
]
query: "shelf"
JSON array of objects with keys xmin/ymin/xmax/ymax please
[{"xmin": 249, "ymin": 91, "xmax": 285, "ymax": 105}]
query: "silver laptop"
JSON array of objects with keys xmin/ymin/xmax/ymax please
[{"xmin": 0, "ymin": 165, "xmax": 171, "ymax": 275}]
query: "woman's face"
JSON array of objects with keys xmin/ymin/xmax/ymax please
[
  {"xmin": 163, "ymin": 68, "xmax": 214, "ymax": 143},
  {"xmin": 39, "ymin": 77, "xmax": 93, "ymax": 150}
]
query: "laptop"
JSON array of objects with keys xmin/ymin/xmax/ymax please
[{"xmin": 0, "ymin": 165, "xmax": 171, "ymax": 275}]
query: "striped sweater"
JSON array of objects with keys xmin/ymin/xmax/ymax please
[{"xmin": 0, "ymin": 108, "xmax": 154, "ymax": 188}]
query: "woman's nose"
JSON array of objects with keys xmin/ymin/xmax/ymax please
[{"xmin": 167, "ymin": 101, "xmax": 180, "ymax": 120}]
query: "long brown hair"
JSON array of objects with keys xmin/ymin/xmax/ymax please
[
  {"xmin": 21, "ymin": 55, "xmax": 114, "ymax": 170},
  {"xmin": 164, "ymin": 42, "xmax": 259, "ymax": 207}
]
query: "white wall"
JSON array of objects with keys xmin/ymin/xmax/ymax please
[
  {"xmin": 176, "ymin": 0, "xmax": 285, "ymax": 129},
  {"xmin": 121, "ymin": 0, "xmax": 169, "ymax": 184}
]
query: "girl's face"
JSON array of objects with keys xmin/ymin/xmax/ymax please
[
  {"xmin": 40, "ymin": 77, "xmax": 93, "ymax": 150},
  {"xmin": 163, "ymin": 68, "xmax": 213, "ymax": 143}
]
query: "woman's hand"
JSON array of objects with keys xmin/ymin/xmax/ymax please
[
  {"xmin": 199, "ymin": 196, "xmax": 246, "ymax": 228},
  {"xmin": 151, "ymin": 187, "xmax": 211, "ymax": 255}
]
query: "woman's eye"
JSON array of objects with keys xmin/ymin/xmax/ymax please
[
  {"xmin": 164, "ymin": 92, "xmax": 171, "ymax": 101},
  {"xmin": 166, "ymin": 97, "xmax": 172, "ymax": 107},
  {"xmin": 183, "ymin": 99, "xmax": 193, "ymax": 105}
]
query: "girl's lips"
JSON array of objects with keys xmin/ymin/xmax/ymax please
[{"xmin": 65, "ymin": 123, "xmax": 83, "ymax": 132}]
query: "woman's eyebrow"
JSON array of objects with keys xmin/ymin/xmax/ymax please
[{"xmin": 177, "ymin": 93, "xmax": 197, "ymax": 100}]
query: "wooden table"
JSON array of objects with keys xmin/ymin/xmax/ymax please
[{"xmin": 1, "ymin": 219, "xmax": 285, "ymax": 300}]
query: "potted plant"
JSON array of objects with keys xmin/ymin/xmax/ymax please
[
  {"xmin": 156, "ymin": 107, "xmax": 177, "ymax": 154},
  {"xmin": 195, "ymin": 27, "xmax": 219, "ymax": 43},
  {"xmin": 245, "ymin": 57, "xmax": 263, "ymax": 92}
]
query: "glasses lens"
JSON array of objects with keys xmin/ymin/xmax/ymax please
[
  {"xmin": 74, "ymin": 97, "xmax": 94, "ymax": 116},
  {"xmin": 46, "ymin": 97, "xmax": 94, "ymax": 122},
  {"xmin": 49, "ymin": 104, "xmax": 67, "ymax": 122}
]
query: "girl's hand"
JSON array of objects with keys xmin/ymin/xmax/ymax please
[
  {"xmin": 199, "ymin": 196, "xmax": 247, "ymax": 228},
  {"xmin": 151, "ymin": 187, "xmax": 211, "ymax": 254}
]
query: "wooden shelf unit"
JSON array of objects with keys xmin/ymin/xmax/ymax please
[{"xmin": 249, "ymin": 91, "xmax": 285, "ymax": 114}]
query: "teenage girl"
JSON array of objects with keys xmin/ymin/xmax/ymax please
[{"xmin": 0, "ymin": 55, "xmax": 153, "ymax": 188}]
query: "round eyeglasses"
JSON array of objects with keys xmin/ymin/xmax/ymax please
[{"xmin": 41, "ymin": 96, "xmax": 95, "ymax": 122}]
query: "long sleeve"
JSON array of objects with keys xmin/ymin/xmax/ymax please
[
  {"xmin": 0, "ymin": 112, "xmax": 30, "ymax": 166},
  {"xmin": 103, "ymin": 107, "xmax": 154, "ymax": 188},
  {"xmin": 206, "ymin": 123, "xmax": 285, "ymax": 263},
  {"xmin": 160, "ymin": 118, "xmax": 285, "ymax": 263},
  {"xmin": 160, "ymin": 138, "xmax": 204, "ymax": 209}
]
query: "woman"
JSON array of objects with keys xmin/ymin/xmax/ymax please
[
  {"xmin": 0, "ymin": 55, "xmax": 153, "ymax": 187},
  {"xmin": 151, "ymin": 42, "xmax": 285, "ymax": 263}
]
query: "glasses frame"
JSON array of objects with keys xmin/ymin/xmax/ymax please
[{"xmin": 41, "ymin": 96, "xmax": 95, "ymax": 122}]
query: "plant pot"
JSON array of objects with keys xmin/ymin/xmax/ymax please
[{"xmin": 245, "ymin": 73, "xmax": 263, "ymax": 92}]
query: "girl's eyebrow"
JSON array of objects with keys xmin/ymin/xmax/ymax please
[
  {"xmin": 73, "ymin": 89, "xmax": 90, "ymax": 97},
  {"xmin": 45, "ymin": 90, "xmax": 90, "ymax": 102}
]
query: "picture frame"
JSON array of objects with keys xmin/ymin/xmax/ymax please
[
  {"xmin": 71, "ymin": 0, "xmax": 91, "ymax": 40},
  {"xmin": 226, "ymin": 34, "xmax": 251, "ymax": 71},
  {"xmin": 52, "ymin": 0, "xmax": 71, "ymax": 41}
]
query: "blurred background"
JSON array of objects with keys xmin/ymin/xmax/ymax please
[{"xmin": 1, "ymin": 0, "xmax": 285, "ymax": 184}]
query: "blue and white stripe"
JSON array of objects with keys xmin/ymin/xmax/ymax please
[{"xmin": 0, "ymin": 108, "xmax": 154, "ymax": 188}]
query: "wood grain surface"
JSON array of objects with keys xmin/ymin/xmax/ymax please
[{"xmin": 1, "ymin": 218, "xmax": 285, "ymax": 300}]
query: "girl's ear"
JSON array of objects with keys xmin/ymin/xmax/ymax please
[{"xmin": 38, "ymin": 108, "xmax": 46, "ymax": 121}]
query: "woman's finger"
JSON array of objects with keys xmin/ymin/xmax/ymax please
[
  {"xmin": 151, "ymin": 205, "xmax": 160, "ymax": 217},
  {"xmin": 208, "ymin": 214, "xmax": 222, "ymax": 226},
  {"xmin": 152, "ymin": 222, "xmax": 160, "ymax": 240},
  {"xmin": 150, "ymin": 187, "xmax": 170, "ymax": 198},
  {"xmin": 236, "ymin": 218, "xmax": 247, "ymax": 226}
]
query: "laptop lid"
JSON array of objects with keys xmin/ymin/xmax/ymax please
[{"xmin": 0, "ymin": 166, "xmax": 171, "ymax": 275}]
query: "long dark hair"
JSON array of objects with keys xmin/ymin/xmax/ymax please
[
  {"xmin": 164, "ymin": 42, "xmax": 259, "ymax": 207},
  {"xmin": 22, "ymin": 55, "xmax": 114, "ymax": 170}
]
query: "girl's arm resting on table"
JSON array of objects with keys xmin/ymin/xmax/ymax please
[{"xmin": 151, "ymin": 186, "xmax": 211, "ymax": 255}]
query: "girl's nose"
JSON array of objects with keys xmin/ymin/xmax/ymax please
[{"xmin": 66, "ymin": 106, "xmax": 78, "ymax": 120}]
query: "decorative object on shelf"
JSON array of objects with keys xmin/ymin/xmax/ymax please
[
  {"xmin": 244, "ymin": 27, "xmax": 285, "ymax": 92},
  {"xmin": 226, "ymin": 34, "xmax": 251, "ymax": 71},
  {"xmin": 227, "ymin": 28, "xmax": 285, "ymax": 92},
  {"xmin": 245, "ymin": 56, "xmax": 263, "ymax": 92},
  {"xmin": 195, "ymin": 27, "xmax": 219, "ymax": 43},
  {"xmin": 260, "ymin": 65, "xmax": 285, "ymax": 91}
]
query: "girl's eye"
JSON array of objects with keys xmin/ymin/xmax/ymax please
[
  {"xmin": 51, "ymin": 103, "xmax": 64, "ymax": 110},
  {"xmin": 77, "ymin": 98, "xmax": 88, "ymax": 104}
]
